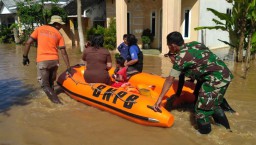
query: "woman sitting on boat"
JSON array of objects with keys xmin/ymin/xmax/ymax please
[
  {"xmin": 125, "ymin": 34, "xmax": 143, "ymax": 78},
  {"xmin": 82, "ymin": 34, "xmax": 112, "ymax": 85}
]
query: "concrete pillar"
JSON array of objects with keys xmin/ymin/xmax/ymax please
[
  {"xmin": 162, "ymin": 0, "xmax": 181, "ymax": 54},
  {"xmin": 116, "ymin": 0, "xmax": 127, "ymax": 49}
]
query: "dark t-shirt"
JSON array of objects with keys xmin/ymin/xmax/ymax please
[
  {"xmin": 82, "ymin": 47, "xmax": 112, "ymax": 84},
  {"xmin": 117, "ymin": 42, "xmax": 129, "ymax": 60}
]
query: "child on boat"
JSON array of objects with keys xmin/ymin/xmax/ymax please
[
  {"xmin": 112, "ymin": 56, "xmax": 128, "ymax": 88},
  {"xmin": 112, "ymin": 56, "xmax": 155, "ymax": 96}
]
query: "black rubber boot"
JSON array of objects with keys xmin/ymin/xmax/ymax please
[
  {"xmin": 43, "ymin": 87, "xmax": 62, "ymax": 104},
  {"xmin": 212, "ymin": 108, "xmax": 231, "ymax": 130},
  {"xmin": 54, "ymin": 85, "xmax": 64, "ymax": 95},
  {"xmin": 164, "ymin": 95, "xmax": 177, "ymax": 111},
  {"xmin": 197, "ymin": 120, "xmax": 212, "ymax": 134},
  {"xmin": 220, "ymin": 98, "xmax": 236, "ymax": 113}
]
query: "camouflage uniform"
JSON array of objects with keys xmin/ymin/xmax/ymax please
[{"xmin": 170, "ymin": 41, "xmax": 233, "ymax": 124}]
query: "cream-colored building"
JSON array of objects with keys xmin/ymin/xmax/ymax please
[
  {"xmin": 106, "ymin": 0, "xmax": 231, "ymax": 55},
  {"xmin": 0, "ymin": 0, "xmax": 232, "ymax": 55}
]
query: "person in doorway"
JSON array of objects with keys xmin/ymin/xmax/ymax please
[
  {"xmin": 125, "ymin": 34, "xmax": 143, "ymax": 77},
  {"xmin": 23, "ymin": 15, "xmax": 70, "ymax": 104},
  {"xmin": 153, "ymin": 31, "xmax": 234, "ymax": 134},
  {"xmin": 82, "ymin": 34, "xmax": 112, "ymax": 85}
]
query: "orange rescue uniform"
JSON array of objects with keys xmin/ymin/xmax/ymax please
[{"xmin": 30, "ymin": 25, "xmax": 65, "ymax": 62}]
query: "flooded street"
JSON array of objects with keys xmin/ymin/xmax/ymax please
[{"xmin": 0, "ymin": 44, "xmax": 255, "ymax": 145}]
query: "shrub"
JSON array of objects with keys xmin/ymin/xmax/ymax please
[
  {"xmin": 86, "ymin": 18, "xmax": 116, "ymax": 50},
  {"xmin": 141, "ymin": 28, "xmax": 154, "ymax": 43},
  {"xmin": 0, "ymin": 25, "xmax": 14, "ymax": 43},
  {"xmin": 141, "ymin": 36, "xmax": 151, "ymax": 44}
]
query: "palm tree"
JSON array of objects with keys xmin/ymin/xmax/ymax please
[
  {"xmin": 195, "ymin": 0, "xmax": 256, "ymax": 79},
  {"xmin": 195, "ymin": 0, "xmax": 256, "ymax": 63},
  {"xmin": 194, "ymin": 7, "xmax": 239, "ymax": 60},
  {"xmin": 242, "ymin": 0, "xmax": 256, "ymax": 78}
]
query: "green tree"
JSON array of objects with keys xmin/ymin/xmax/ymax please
[
  {"xmin": 194, "ymin": 7, "xmax": 239, "ymax": 60},
  {"xmin": 195, "ymin": 0, "xmax": 256, "ymax": 64},
  {"xmin": 242, "ymin": 0, "xmax": 256, "ymax": 78},
  {"xmin": 17, "ymin": 0, "xmax": 67, "ymax": 43},
  {"xmin": 0, "ymin": 25, "xmax": 13, "ymax": 43},
  {"xmin": 17, "ymin": 1, "xmax": 43, "ymax": 42},
  {"xmin": 86, "ymin": 18, "xmax": 116, "ymax": 50},
  {"xmin": 104, "ymin": 18, "xmax": 116, "ymax": 50}
]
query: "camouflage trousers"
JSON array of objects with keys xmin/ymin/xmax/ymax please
[{"xmin": 195, "ymin": 81, "xmax": 229, "ymax": 123}]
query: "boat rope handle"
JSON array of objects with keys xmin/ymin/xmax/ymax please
[{"xmin": 66, "ymin": 72, "xmax": 137, "ymax": 104}]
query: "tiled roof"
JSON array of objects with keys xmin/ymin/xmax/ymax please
[
  {"xmin": 1, "ymin": 0, "xmax": 22, "ymax": 8},
  {"xmin": 1, "ymin": 0, "xmax": 23, "ymax": 12}
]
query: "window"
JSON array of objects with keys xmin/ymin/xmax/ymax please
[
  {"xmin": 226, "ymin": 8, "xmax": 232, "ymax": 28},
  {"xmin": 73, "ymin": 19, "xmax": 78, "ymax": 30},
  {"xmin": 183, "ymin": 9, "xmax": 190, "ymax": 38},
  {"xmin": 127, "ymin": 12, "xmax": 130, "ymax": 34},
  {"xmin": 226, "ymin": 8, "xmax": 232, "ymax": 16},
  {"xmin": 151, "ymin": 11, "xmax": 156, "ymax": 36},
  {"xmin": 7, "ymin": 17, "xmax": 15, "ymax": 27}
]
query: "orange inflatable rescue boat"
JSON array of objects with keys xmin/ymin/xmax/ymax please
[{"xmin": 57, "ymin": 64, "xmax": 195, "ymax": 127}]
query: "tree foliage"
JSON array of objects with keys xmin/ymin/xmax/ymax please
[
  {"xmin": 104, "ymin": 18, "xmax": 117, "ymax": 50},
  {"xmin": 0, "ymin": 25, "xmax": 14, "ymax": 43},
  {"xmin": 86, "ymin": 18, "xmax": 116, "ymax": 50},
  {"xmin": 194, "ymin": 0, "xmax": 256, "ymax": 63},
  {"xmin": 16, "ymin": 0, "xmax": 67, "ymax": 43}
]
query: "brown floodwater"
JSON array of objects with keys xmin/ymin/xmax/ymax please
[{"xmin": 0, "ymin": 44, "xmax": 255, "ymax": 145}]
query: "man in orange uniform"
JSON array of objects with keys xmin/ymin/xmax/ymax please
[{"xmin": 23, "ymin": 15, "xmax": 70, "ymax": 104}]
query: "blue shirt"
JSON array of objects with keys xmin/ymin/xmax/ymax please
[
  {"xmin": 129, "ymin": 45, "xmax": 139, "ymax": 60},
  {"xmin": 117, "ymin": 42, "xmax": 129, "ymax": 59}
]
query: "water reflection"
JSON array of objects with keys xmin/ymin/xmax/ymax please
[
  {"xmin": 0, "ymin": 44, "xmax": 255, "ymax": 145},
  {"xmin": 0, "ymin": 78, "xmax": 35, "ymax": 108}
]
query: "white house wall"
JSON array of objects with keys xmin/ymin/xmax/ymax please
[
  {"xmin": 86, "ymin": 1, "xmax": 106, "ymax": 28},
  {"xmin": 0, "ymin": 6, "xmax": 11, "ymax": 14},
  {"xmin": 198, "ymin": 0, "xmax": 232, "ymax": 49},
  {"xmin": 181, "ymin": 0, "xmax": 199, "ymax": 43}
]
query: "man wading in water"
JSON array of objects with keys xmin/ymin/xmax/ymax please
[
  {"xmin": 153, "ymin": 31, "xmax": 234, "ymax": 134},
  {"xmin": 23, "ymin": 15, "xmax": 70, "ymax": 104}
]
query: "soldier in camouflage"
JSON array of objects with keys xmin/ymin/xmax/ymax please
[
  {"xmin": 153, "ymin": 31, "xmax": 234, "ymax": 134},
  {"xmin": 165, "ymin": 52, "xmax": 236, "ymax": 116}
]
